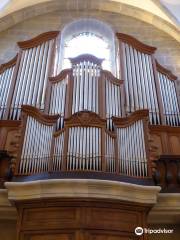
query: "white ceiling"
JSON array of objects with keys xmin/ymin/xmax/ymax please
[{"xmin": 160, "ymin": 0, "xmax": 180, "ymax": 24}]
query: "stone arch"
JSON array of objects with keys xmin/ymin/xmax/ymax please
[{"xmin": 0, "ymin": 0, "xmax": 179, "ymax": 43}]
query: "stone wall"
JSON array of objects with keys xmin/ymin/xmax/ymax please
[{"xmin": 0, "ymin": 9, "xmax": 179, "ymax": 93}]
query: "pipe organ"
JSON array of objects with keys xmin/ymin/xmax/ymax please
[
  {"xmin": 49, "ymin": 69, "xmax": 70, "ymax": 129},
  {"xmin": 17, "ymin": 106, "xmax": 58, "ymax": 175},
  {"xmin": 156, "ymin": 61, "xmax": 180, "ymax": 126},
  {"xmin": 113, "ymin": 111, "xmax": 149, "ymax": 177},
  {"xmin": 0, "ymin": 55, "xmax": 17, "ymax": 119},
  {"xmin": 71, "ymin": 56, "xmax": 101, "ymax": 115},
  {"xmin": 0, "ymin": 31, "xmax": 179, "ymax": 180},
  {"xmin": 117, "ymin": 33, "xmax": 162, "ymax": 125},
  {"xmin": 105, "ymin": 131, "xmax": 116, "ymax": 173},
  {"xmin": 2, "ymin": 32, "xmax": 59, "ymax": 120},
  {"xmin": 16, "ymin": 107, "xmax": 150, "ymax": 177}
]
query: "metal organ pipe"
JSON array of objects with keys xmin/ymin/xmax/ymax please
[
  {"xmin": 158, "ymin": 71, "xmax": 180, "ymax": 126},
  {"xmin": 19, "ymin": 116, "xmax": 54, "ymax": 175},
  {"xmin": 105, "ymin": 77, "xmax": 122, "ymax": 130},
  {"xmin": 122, "ymin": 43, "xmax": 160, "ymax": 124},
  {"xmin": 66, "ymin": 127, "xmax": 101, "ymax": 171},
  {"xmin": 116, "ymin": 120, "xmax": 148, "ymax": 177},
  {"xmin": 105, "ymin": 132, "xmax": 115, "ymax": 172},
  {"xmin": 72, "ymin": 61, "xmax": 100, "ymax": 115},
  {"xmin": 10, "ymin": 39, "xmax": 54, "ymax": 120},
  {"xmin": 0, "ymin": 65, "xmax": 15, "ymax": 119},
  {"xmin": 49, "ymin": 76, "xmax": 68, "ymax": 129}
]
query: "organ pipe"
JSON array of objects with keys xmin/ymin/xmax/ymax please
[
  {"xmin": 156, "ymin": 62, "xmax": 180, "ymax": 126},
  {"xmin": 0, "ymin": 56, "xmax": 16, "ymax": 119},
  {"xmin": 4, "ymin": 32, "xmax": 179, "ymax": 180},
  {"xmin": 6, "ymin": 32, "xmax": 59, "ymax": 120},
  {"xmin": 117, "ymin": 33, "xmax": 162, "ymax": 125}
]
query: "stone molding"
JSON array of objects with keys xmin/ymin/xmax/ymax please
[
  {"xmin": 148, "ymin": 193, "xmax": 180, "ymax": 224},
  {"xmin": 5, "ymin": 179, "xmax": 160, "ymax": 204},
  {"xmin": 0, "ymin": 189, "xmax": 16, "ymax": 220}
]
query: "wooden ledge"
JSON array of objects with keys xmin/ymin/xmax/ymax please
[
  {"xmin": 105, "ymin": 129, "xmax": 117, "ymax": 138},
  {"xmin": 21, "ymin": 105, "xmax": 59, "ymax": 125},
  {"xmin": 5, "ymin": 179, "xmax": 160, "ymax": 204},
  {"xmin": 17, "ymin": 31, "xmax": 60, "ymax": 50},
  {"xmin": 102, "ymin": 70, "xmax": 124, "ymax": 85},
  {"xmin": 116, "ymin": 33, "xmax": 157, "ymax": 54},
  {"xmin": 156, "ymin": 60, "xmax": 177, "ymax": 81},
  {"xmin": 69, "ymin": 54, "xmax": 104, "ymax": 65},
  {"xmin": 53, "ymin": 129, "xmax": 65, "ymax": 137},
  {"xmin": 64, "ymin": 111, "xmax": 106, "ymax": 128},
  {"xmin": 0, "ymin": 120, "xmax": 21, "ymax": 127},
  {"xmin": 112, "ymin": 110, "xmax": 149, "ymax": 127},
  {"xmin": 0, "ymin": 54, "xmax": 17, "ymax": 74},
  {"xmin": 149, "ymin": 125, "xmax": 180, "ymax": 133},
  {"xmin": 49, "ymin": 69, "xmax": 72, "ymax": 83}
]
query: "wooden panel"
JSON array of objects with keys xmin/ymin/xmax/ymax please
[
  {"xmin": 150, "ymin": 125, "xmax": 180, "ymax": 155},
  {"xmin": 22, "ymin": 207, "xmax": 78, "ymax": 230},
  {"xmin": 86, "ymin": 207, "xmax": 139, "ymax": 231},
  {"xmin": 169, "ymin": 136, "xmax": 180, "ymax": 155},
  {"xmin": 89, "ymin": 233, "xmax": 137, "ymax": 240},
  {"xmin": 150, "ymin": 134, "xmax": 163, "ymax": 156},
  {"xmin": 16, "ymin": 199, "xmax": 150, "ymax": 240},
  {"xmin": 30, "ymin": 234, "xmax": 73, "ymax": 240}
]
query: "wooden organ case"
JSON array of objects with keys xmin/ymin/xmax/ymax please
[{"xmin": 0, "ymin": 31, "xmax": 180, "ymax": 240}]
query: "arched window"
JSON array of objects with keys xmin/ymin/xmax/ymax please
[
  {"xmin": 63, "ymin": 32, "xmax": 110, "ymax": 70},
  {"xmin": 55, "ymin": 18, "xmax": 116, "ymax": 74}
]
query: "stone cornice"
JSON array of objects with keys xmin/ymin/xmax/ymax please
[
  {"xmin": 148, "ymin": 193, "xmax": 180, "ymax": 224},
  {"xmin": 5, "ymin": 179, "xmax": 160, "ymax": 204},
  {"xmin": 0, "ymin": 189, "xmax": 17, "ymax": 220}
]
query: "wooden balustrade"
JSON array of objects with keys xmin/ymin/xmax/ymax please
[
  {"xmin": 153, "ymin": 155, "xmax": 180, "ymax": 192},
  {"xmin": 0, "ymin": 150, "xmax": 12, "ymax": 187},
  {"xmin": 156, "ymin": 61, "xmax": 180, "ymax": 126}
]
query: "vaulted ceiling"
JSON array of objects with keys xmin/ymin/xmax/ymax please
[{"xmin": 0, "ymin": 0, "xmax": 179, "ymax": 41}]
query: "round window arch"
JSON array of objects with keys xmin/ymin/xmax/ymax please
[{"xmin": 56, "ymin": 18, "xmax": 116, "ymax": 74}]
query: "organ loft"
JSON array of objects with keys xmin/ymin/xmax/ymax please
[{"xmin": 0, "ymin": 6, "xmax": 180, "ymax": 240}]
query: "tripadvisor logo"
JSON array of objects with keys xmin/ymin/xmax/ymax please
[
  {"xmin": 135, "ymin": 227, "xmax": 143, "ymax": 236},
  {"xmin": 135, "ymin": 227, "xmax": 174, "ymax": 235}
]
